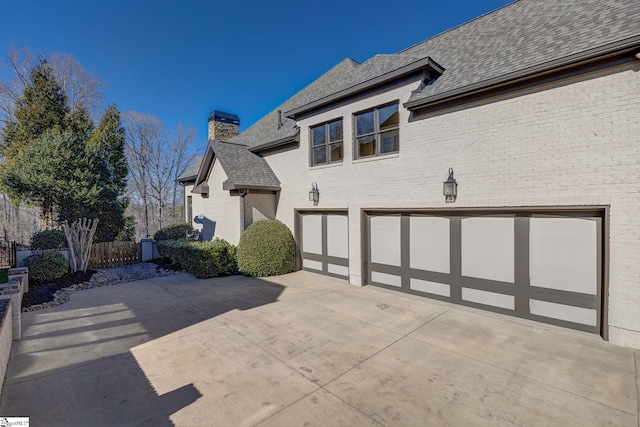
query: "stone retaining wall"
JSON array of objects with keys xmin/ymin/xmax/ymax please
[{"xmin": 0, "ymin": 299, "xmax": 12, "ymax": 394}]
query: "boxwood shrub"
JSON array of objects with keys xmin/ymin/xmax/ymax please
[
  {"xmin": 30, "ymin": 229, "xmax": 67, "ymax": 250},
  {"xmin": 153, "ymin": 223, "xmax": 196, "ymax": 242},
  {"xmin": 237, "ymin": 219, "xmax": 294, "ymax": 277},
  {"xmin": 27, "ymin": 251, "xmax": 69, "ymax": 285},
  {"xmin": 157, "ymin": 239, "xmax": 237, "ymax": 278}
]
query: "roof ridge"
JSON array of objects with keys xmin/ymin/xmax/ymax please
[{"xmin": 211, "ymin": 139, "xmax": 248, "ymax": 147}]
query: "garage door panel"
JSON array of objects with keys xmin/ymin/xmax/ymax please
[
  {"xmin": 410, "ymin": 278, "xmax": 450, "ymax": 297},
  {"xmin": 461, "ymin": 217, "xmax": 515, "ymax": 283},
  {"xmin": 371, "ymin": 271, "xmax": 402, "ymax": 287},
  {"xmin": 370, "ymin": 216, "xmax": 401, "ymax": 266},
  {"xmin": 462, "ymin": 288, "xmax": 515, "ymax": 310},
  {"xmin": 328, "ymin": 263, "xmax": 349, "ymax": 277},
  {"xmin": 302, "ymin": 215, "xmax": 322, "ymax": 255},
  {"xmin": 530, "ymin": 217, "xmax": 598, "ymax": 295},
  {"xmin": 303, "ymin": 259, "xmax": 323, "ymax": 271},
  {"xmin": 327, "ymin": 215, "xmax": 349, "ymax": 259},
  {"xmin": 530, "ymin": 299, "xmax": 598, "ymax": 327},
  {"xmin": 410, "ymin": 216, "xmax": 450, "ymax": 274}
]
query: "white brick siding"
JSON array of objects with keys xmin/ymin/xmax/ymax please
[
  {"xmin": 265, "ymin": 62, "xmax": 640, "ymax": 348},
  {"xmin": 189, "ymin": 61, "xmax": 640, "ymax": 348}
]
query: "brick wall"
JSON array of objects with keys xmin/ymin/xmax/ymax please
[
  {"xmin": 188, "ymin": 61, "xmax": 639, "ymax": 347},
  {"xmin": 263, "ymin": 62, "xmax": 640, "ymax": 348}
]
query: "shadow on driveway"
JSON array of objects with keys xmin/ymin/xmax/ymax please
[{"xmin": 0, "ymin": 273, "xmax": 285, "ymax": 426}]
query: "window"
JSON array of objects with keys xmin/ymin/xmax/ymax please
[
  {"xmin": 186, "ymin": 195, "xmax": 193, "ymax": 222},
  {"xmin": 310, "ymin": 118, "xmax": 343, "ymax": 166},
  {"xmin": 354, "ymin": 103, "xmax": 399, "ymax": 159}
]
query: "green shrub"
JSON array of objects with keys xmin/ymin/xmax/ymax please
[
  {"xmin": 180, "ymin": 239, "xmax": 237, "ymax": 278},
  {"xmin": 157, "ymin": 239, "xmax": 181, "ymax": 262},
  {"xmin": 30, "ymin": 229, "xmax": 67, "ymax": 250},
  {"xmin": 237, "ymin": 219, "xmax": 294, "ymax": 277},
  {"xmin": 157, "ymin": 239, "xmax": 237, "ymax": 278},
  {"xmin": 27, "ymin": 251, "xmax": 69, "ymax": 285},
  {"xmin": 153, "ymin": 223, "xmax": 196, "ymax": 242}
]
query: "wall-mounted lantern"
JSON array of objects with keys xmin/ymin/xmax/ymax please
[
  {"xmin": 443, "ymin": 168, "xmax": 457, "ymax": 203},
  {"xmin": 309, "ymin": 182, "xmax": 319, "ymax": 206}
]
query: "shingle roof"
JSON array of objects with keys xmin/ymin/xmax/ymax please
[
  {"xmin": 403, "ymin": 0, "xmax": 640, "ymax": 106},
  {"xmin": 210, "ymin": 140, "xmax": 280, "ymax": 190},
  {"xmin": 176, "ymin": 156, "xmax": 201, "ymax": 183},
  {"xmin": 230, "ymin": 58, "xmax": 360, "ymax": 148}
]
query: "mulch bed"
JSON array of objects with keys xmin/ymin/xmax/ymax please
[
  {"xmin": 148, "ymin": 257, "xmax": 182, "ymax": 272},
  {"xmin": 22, "ymin": 270, "xmax": 96, "ymax": 308}
]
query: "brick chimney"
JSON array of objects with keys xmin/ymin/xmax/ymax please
[{"xmin": 208, "ymin": 110, "xmax": 240, "ymax": 141}]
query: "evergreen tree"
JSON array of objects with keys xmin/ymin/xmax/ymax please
[
  {"xmin": 0, "ymin": 60, "xmax": 69, "ymax": 161},
  {"xmin": 4, "ymin": 129, "xmax": 101, "ymax": 226},
  {"xmin": 87, "ymin": 104, "xmax": 132, "ymax": 241},
  {"xmin": 0, "ymin": 61, "xmax": 132, "ymax": 240},
  {"xmin": 0, "ymin": 60, "xmax": 70, "ymax": 227}
]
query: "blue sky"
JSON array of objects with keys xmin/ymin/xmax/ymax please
[{"xmin": 0, "ymin": 0, "xmax": 513, "ymax": 145}]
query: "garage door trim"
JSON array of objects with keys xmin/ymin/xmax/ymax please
[
  {"xmin": 295, "ymin": 209, "xmax": 350, "ymax": 281},
  {"xmin": 362, "ymin": 206, "xmax": 609, "ymax": 339}
]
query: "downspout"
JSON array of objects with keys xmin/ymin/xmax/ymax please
[{"xmin": 240, "ymin": 189, "xmax": 249, "ymax": 232}]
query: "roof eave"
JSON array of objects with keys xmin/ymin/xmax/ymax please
[
  {"xmin": 176, "ymin": 174, "xmax": 197, "ymax": 184},
  {"xmin": 222, "ymin": 182, "xmax": 281, "ymax": 191},
  {"xmin": 249, "ymin": 133, "xmax": 300, "ymax": 153},
  {"xmin": 284, "ymin": 56, "xmax": 444, "ymax": 119},
  {"xmin": 404, "ymin": 35, "xmax": 640, "ymax": 111}
]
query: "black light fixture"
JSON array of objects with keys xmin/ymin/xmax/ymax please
[
  {"xmin": 443, "ymin": 168, "xmax": 457, "ymax": 203},
  {"xmin": 309, "ymin": 182, "xmax": 319, "ymax": 205}
]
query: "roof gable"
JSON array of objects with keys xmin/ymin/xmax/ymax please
[{"xmin": 192, "ymin": 140, "xmax": 281, "ymax": 192}]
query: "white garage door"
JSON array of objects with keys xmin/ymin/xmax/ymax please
[
  {"xmin": 365, "ymin": 210, "xmax": 603, "ymax": 334},
  {"xmin": 298, "ymin": 212, "xmax": 349, "ymax": 280}
]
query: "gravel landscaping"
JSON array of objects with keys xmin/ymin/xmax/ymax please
[{"xmin": 22, "ymin": 262, "xmax": 179, "ymax": 312}]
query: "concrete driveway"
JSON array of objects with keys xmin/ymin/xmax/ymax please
[{"xmin": 0, "ymin": 271, "xmax": 636, "ymax": 426}]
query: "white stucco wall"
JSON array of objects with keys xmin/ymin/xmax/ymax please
[
  {"xmin": 186, "ymin": 159, "xmax": 242, "ymax": 244},
  {"xmin": 261, "ymin": 62, "xmax": 640, "ymax": 348}
]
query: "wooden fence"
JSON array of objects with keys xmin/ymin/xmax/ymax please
[
  {"xmin": 0, "ymin": 241, "xmax": 16, "ymax": 268},
  {"xmin": 88, "ymin": 241, "xmax": 141, "ymax": 269}
]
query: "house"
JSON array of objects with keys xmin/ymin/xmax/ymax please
[{"xmin": 178, "ymin": 0, "xmax": 640, "ymax": 348}]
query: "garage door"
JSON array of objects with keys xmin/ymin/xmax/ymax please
[
  {"xmin": 297, "ymin": 211, "xmax": 349, "ymax": 280},
  {"xmin": 364, "ymin": 210, "xmax": 604, "ymax": 334}
]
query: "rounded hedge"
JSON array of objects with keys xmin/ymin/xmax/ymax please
[
  {"xmin": 30, "ymin": 229, "xmax": 67, "ymax": 250},
  {"xmin": 27, "ymin": 251, "xmax": 69, "ymax": 285},
  {"xmin": 153, "ymin": 223, "xmax": 196, "ymax": 242},
  {"xmin": 237, "ymin": 219, "xmax": 294, "ymax": 277},
  {"xmin": 157, "ymin": 239, "xmax": 237, "ymax": 278}
]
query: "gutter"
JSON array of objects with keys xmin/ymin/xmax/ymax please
[
  {"xmin": 249, "ymin": 133, "xmax": 299, "ymax": 153},
  {"xmin": 222, "ymin": 182, "xmax": 281, "ymax": 191},
  {"xmin": 404, "ymin": 35, "xmax": 640, "ymax": 111}
]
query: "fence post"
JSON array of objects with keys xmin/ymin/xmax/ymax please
[
  {"xmin": 15, "ymin": 246, "xmax": 31, "ymax": 268},
  {"xmin": 140, "ymin": 239, "xmax": 154, "ymax": 262}
]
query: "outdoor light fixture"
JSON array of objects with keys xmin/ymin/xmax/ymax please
[
  {"xmin": 443, "ymin": 168, "xmax": 457, "ymax": 203},
  {"xmin": 309, "ymin": 182, "xmax": 320, "ymax": 206}
]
